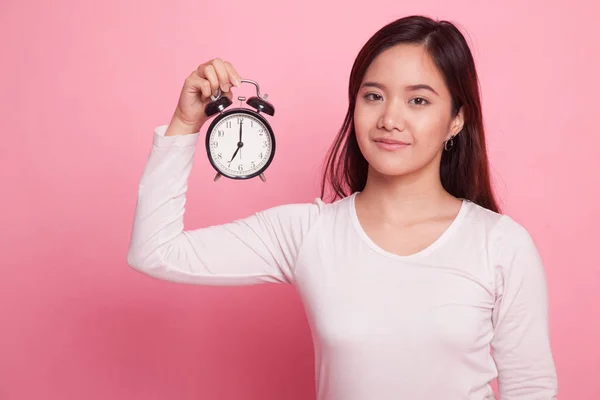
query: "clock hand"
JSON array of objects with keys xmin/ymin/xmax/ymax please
[
  {"xmin": 238, "ymin": 120, "xmax": 243, "ymax": 159},
  {"xmin": 227, "ymin": 120, "xmax": 244, "ymax": 165},
  {"xmin": 228, "ymin": 146, "xmax": 240, "ymax": 164}
]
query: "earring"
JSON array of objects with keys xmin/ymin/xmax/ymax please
[{"xmin": 444, "ymin": 135, "xmax": 455, "ymax": 151}]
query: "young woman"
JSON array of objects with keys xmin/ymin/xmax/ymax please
[{"xmin": 127, "ymin": 15, "xmax": 558, "ymax": 400}]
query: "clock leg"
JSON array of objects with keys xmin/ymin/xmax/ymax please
[
  {"xmin": 213, "ymin": 172, "xmax": 221, "ymax": 182},
  {"xmin": 259, "ymin": 173, "xmax": 266, "ymax": 182}
]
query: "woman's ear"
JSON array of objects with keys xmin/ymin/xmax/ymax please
[{"xmin": 448, "ymin": 106, "xmax": 465, "ymax": 139}]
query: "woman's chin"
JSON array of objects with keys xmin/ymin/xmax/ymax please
[{"xmin": 367, "ymin": 161, "xmax": 416, "ymax": 179}]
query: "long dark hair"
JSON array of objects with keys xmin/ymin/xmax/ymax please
[{"xmin": 320, "ymin": 15, "xmax": 500, "ymax": 213}]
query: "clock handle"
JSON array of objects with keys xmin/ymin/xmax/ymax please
[
  {"xmin": 210, "ymin": 78, "xmax": 274, "ymax": 116},
  {"xmin": 211, "ymin": 78, "xmax": 267, "ymax": 101}
]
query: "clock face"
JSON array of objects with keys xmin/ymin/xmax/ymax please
[{"xmin": 207, "ymin": 110, "xmax": 274, "ymax": 179}]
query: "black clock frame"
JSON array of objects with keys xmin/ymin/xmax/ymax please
[{"xmin": 205, "ymin": 108, "xmax": 276, "ymax": 180}]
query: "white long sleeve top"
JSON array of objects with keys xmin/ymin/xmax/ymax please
[{"xmin": 126, "ymin": 125, "xmax": 558, "ymax": 400}]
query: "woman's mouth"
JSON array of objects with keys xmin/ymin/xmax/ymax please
[{"xmin": 373, "ymin": 138, "xmax": 411, "ymax": 151}]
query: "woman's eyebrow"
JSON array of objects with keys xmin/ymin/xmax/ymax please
[
  {"xmin": 360, "ymin": 81, "xmax": 386, "ymax": 90},
  {"xmin": 360, "ymin": 81, "xmax": 439, "ymax": 96},
  {"xmin": 405, "ymin": 84, "xmax": 439, "ymax": 96}
]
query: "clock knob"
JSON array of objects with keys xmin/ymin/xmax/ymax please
[
  {"xmin": 205, "ymin": 95, "xmax": 233, "ymax": 117},
  {"xmin": 246, "ymin": 96, "xmax": 275, "ymax": 116}
]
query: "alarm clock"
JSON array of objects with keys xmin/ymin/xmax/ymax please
[{"xmin": 204, "ymin": 79, "xmax": 276, "ymax": 182}]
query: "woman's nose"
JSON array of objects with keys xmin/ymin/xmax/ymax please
[{"xmin": 377, "ymin": 103, "xmax": 406, "ymax": 131}]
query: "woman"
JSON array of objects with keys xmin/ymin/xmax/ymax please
[{"xmin": 127, "ymin": 15, "xmax": 558, "ymax": 399}]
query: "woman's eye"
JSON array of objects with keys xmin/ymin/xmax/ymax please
[
  {"xmin": 364, "ymin": 93, "xmax": 383, "ymax": 101},
  {"xmin": 409, "ymin": 97, "xmax": 429, "ymax": 106}
]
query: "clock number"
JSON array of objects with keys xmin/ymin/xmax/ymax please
[
  {"xmin": 238, "ymin": 164, "xmax": 244, "ymax": 172},
  {"xmin": 250, "ymin": 161, "xmax": 256, "ymax": 169},
  {"xmin": 226, "ymin": 121, "xmax": 232, "ymax": 128},
  {"xmin": 262, "ymin": 141, "xmax": 268, "ymax": 148},
  {"xmin": 251, "ymin": 121, "xmax": 254, "ymax": 128},
  {"xmin": 217, "ymin": 130, "xmax": 224, "ymax": 137},
  {"xmin": 211, "ymin": 141, "xmax": 218, "ymax": 148},
  {"xmin": 237, "ymin": 117, "xmax": 243, "ymax": 125},
  {"xmin": 258, "ymin": 128, "xmax": 264, "ymax": 136},
  {"xmin": 217, "ymin": 153, "xmax": 222, "ymax": 160},
  {"xmin": 259, "ymin": 152, "xmax": 263, "ymax": 159}
]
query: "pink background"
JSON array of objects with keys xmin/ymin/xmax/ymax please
[{"xmin": 1, "ymin": 0, "xmax": 598, "ymax": 398}]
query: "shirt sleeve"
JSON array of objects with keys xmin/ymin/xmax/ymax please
[
  {"xmin": 491, "ymin": 216, "xmax": 558, "ymax": 399},
  {"xmin": 126, "ymin": 125, "xmax": 323, "ymax": 286}
]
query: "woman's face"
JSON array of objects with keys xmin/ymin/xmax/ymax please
[{"xmin": 354, "ymin": 43, "xmax": 464, "ymax": 178}]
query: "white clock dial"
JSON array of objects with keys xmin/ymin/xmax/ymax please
[{"xmin": 208, "ymin": 112, "xmax": 273, "ymax": 178}]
